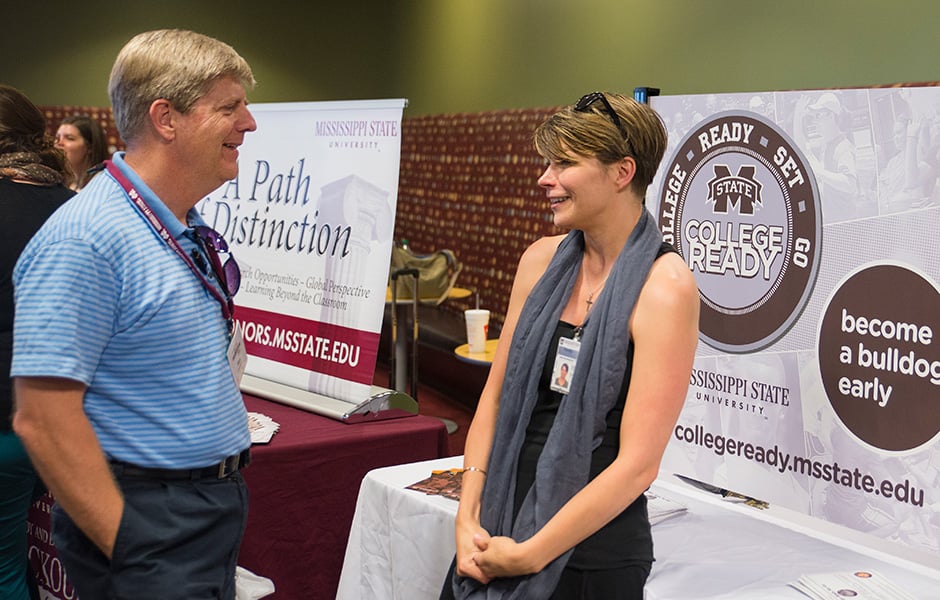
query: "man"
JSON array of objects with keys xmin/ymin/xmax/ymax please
[{"xmin": 11, "ymin": 29, "xmax": 257, "ymax": 599}]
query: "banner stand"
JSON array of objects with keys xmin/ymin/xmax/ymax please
[
  {"xmin": 648, "ymin": 85, "xmax": 940, "ymax": 570},
  {"xmin": 208, "ymin": 98, "xmax": 410, "ymax": 422},
  {"xmin": 240, "ymin": 373, "xmax": 417, "ymax": 424}
]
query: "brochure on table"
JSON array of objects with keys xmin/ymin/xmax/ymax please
[
  {"xmin": 647, "ymin": 86, "xmax": 940, "ymax": 572},
  {"xmin": 790, "ymin": 569, "xmax": 916, "ymax": 600},
  {"xmin": 197, "ymin": 99, "xmax": 408, "ymax": 420}
]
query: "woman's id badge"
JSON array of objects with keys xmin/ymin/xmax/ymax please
[{"xmin": 550, "ymin": 336, "xmax": 580, "ymax": 394}]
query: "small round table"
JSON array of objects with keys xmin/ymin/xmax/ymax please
[
  {"xmin": 453, "ymin": 339, "xmax": 499, "ymax": 366},
  {"xmin": 385, "ymin": 286, "xmax": 474, "ymax": 303}
]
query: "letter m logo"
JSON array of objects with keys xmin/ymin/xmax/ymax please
[{"xmin": 707, "ymin": 165, "xmax": 762, "ymax": 215}]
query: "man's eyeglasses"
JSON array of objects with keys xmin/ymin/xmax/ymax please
[
  {"xmin": 191, "ymin": 225, "xmax": 241, "ymax": 298},
  {"xmin": 574, "ymin": 91, "xmax": 635, "ymax": 156}
]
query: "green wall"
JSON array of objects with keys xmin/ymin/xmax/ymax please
[{"xmin": 3, "ymin": 0, "xmax": 938, "ymax": 116}]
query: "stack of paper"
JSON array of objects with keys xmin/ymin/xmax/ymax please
[
  {"xmin": 646, "ymin": 491, "xmax": 688, "ymax": 526},
  {"xmin": 790, "ymin": 570, "xmax": 915, "ymax": 599},
  {"xmin": 247, "ymin": 412, "xmax": 280, "ymax": 444}
]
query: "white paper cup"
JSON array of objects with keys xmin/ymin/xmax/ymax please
[{"xmin": 465, "ymin": 309, "xmax": 490, "ymax": 353}]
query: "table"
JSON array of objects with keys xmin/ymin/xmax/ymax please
[
  {"xmin": 239, "ymin": 395, "xmax": 448, "ymax": 599},
  {"xmin": 25, "ymin": 395, "xmax": 449, "ymax": 600},
  {"xmin": 337, "ymin": 456, "xmax": 462, "ymax": 599},
  {"xmin": 385, "ymin": 286, "xmax": 473, "ymax": 303},
  {"xmin": 336, "ymin": 457, "xmax": 940, "ymax": 600},
  {"xmin": 453, "ymin": 339, "xmax": 499, "ymax": 365}
]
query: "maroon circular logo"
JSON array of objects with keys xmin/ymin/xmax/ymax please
[
  {"xmin": 818, "ymin": 263, "xmax": 940, "ymax": 452},
  {"xmin": 659, "ymin": 111, "xmax": 822, "ymax": 352}
]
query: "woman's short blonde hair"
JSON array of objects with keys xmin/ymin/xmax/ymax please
[
  {"xmin": 534, "ymin": 92, "xmax": 667, "ymax": 197},
  {"xmin": 109, "ymin": 29, "xmax": 256, "ymax": 143}
]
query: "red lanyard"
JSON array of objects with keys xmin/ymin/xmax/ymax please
[{"xmin": 104, "ymin": 160, "xmax": 234, "ymax": 323}]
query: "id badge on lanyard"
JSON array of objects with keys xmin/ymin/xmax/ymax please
[
  {"xmin": 550, "ymin": 336, "xmax": 581, "ymax": 394},
  {"xmin": 105, "ymin": 160, "xmax": 244, "ymax": 382},
  {"xmin": 227, "ymin": 322, "xmax": 247, "ymax": 385}
]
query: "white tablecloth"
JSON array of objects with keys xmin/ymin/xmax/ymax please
[
  {"xmin": 337, "ymin": 456, "xmax": 940, "ymax": 599},
  {"xmin": 338, "ymin": 456, "xmax": 463, "ymax": 599}
]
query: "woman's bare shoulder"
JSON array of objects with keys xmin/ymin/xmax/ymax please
[
  {"xmin": 509, "ymin": 234, "xmax": 567, "ymax": 300},
  {"xmin": 639, "ymin": 251, "xmax": 699, "ymax": 319},
  {"xmin": 519, "ymin": 234, "xmax": 567, "ymax": 269}
]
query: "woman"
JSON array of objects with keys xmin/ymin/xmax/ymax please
[
  {"xmin": 443, "ymin": 92, "xmax": 699, "ymax": 599},
  {"xmin": 553, "ymin": 362, "xmax": 569, "ymax": 391},
  {"xmin": 54, "ymin": 114, "xmax": 109, "ymax": 190},
  {"xmin": 0, "ymin": 84, "xmax": 74, "ymax": 600}
]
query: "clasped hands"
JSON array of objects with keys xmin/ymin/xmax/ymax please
[{"xmin": 455, "ymin": 528, "xmax": 539, "ymax": 584}]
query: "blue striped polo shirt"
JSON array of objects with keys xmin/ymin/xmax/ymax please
[{"xmin": 12, "ymin": 153, "xmax": 249, "ymax": 468}]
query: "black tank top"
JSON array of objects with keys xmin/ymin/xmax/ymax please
[{"xmin": 512, "ymin": 242, "xmax": 675, "ymax": 568}]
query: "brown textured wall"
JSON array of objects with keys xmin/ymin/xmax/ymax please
[{"xmin": 395, "ymin": 108, "xmax": 564, "ymax": 327}]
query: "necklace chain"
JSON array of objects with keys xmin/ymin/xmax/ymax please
[
  {"xmin": 583, "ymin": 270, "xmax": 609, "ymax": 312},
  {"xmin": 573, "ymin": 268, "xmax": 607, "ymax": 341},
  {"xmin": 574, "ymin": 210, "xmax": 640, "ymax": 338}
]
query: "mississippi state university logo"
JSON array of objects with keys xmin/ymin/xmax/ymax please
[{"xmin": 659, "ymin": 111, "xmax": 822, "ymax": 352}]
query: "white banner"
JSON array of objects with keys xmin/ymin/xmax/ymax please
[
  {"xmin": 197, "ymin": 99, "xmax": 406, "ymax": 404},
  {"xmin": 649, "ymin": 87, "xmax": 940, "ymax": 565}
]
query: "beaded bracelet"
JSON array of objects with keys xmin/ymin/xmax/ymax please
[{"xmin": 463, "ymin": 466, "xmax": 487, "ymax": 476}]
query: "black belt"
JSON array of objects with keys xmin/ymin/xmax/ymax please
[{"xmin": 109, "ymin": 449, "xmax": 251, "ymax": 481}]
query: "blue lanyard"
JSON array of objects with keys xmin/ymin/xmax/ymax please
[{"xmin": 104, "ymin": 160, "xmax": 234, "ymax": 323}]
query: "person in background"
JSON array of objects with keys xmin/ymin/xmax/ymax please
[
  {"xmin": 12, "ymin": 29, "xmax": 256, "ymax": 600},
  {"xmin": 55, "ymin": 114, "xmax": 109, "ymax": 191},
  {"xmin": 792, "ymin": 92, "xmax": 860, "ymax": 222},
  {"xmin": 441, "ymin": 92, "xmax": 699, "ymax": 600},
  {"xmin": 0, "ymin": 84, "xmax": 74, "ymax": 600}
]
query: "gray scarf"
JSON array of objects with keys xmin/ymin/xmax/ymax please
[{"xmin": 454, "ymin": 208, "xmax": 663, "ymax": 600}]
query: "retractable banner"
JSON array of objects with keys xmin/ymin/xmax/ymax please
[
  {"xmin": 649, "ymin": 87, "xmax": 939, "ymax": 565},
  {"xmin": 198, "ymin": 99, "xmax": 406, "ymax": 405}
]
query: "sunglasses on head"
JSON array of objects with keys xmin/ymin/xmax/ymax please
[
  {"xmin": 574, "ymin": 91, "xmax": 636, "ymax": 156},
  {"xmin": 191, "ymin": 225, "xmax": 241, "ymax": 298}
]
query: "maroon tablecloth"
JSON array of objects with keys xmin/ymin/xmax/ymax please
[
  {"xmin": 239, "ymin": 394, "xmax": 449, "ymax": 599},
  {"xmin": 25, "ymin": 394, "xmax": 446, "ymax": 599}
]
